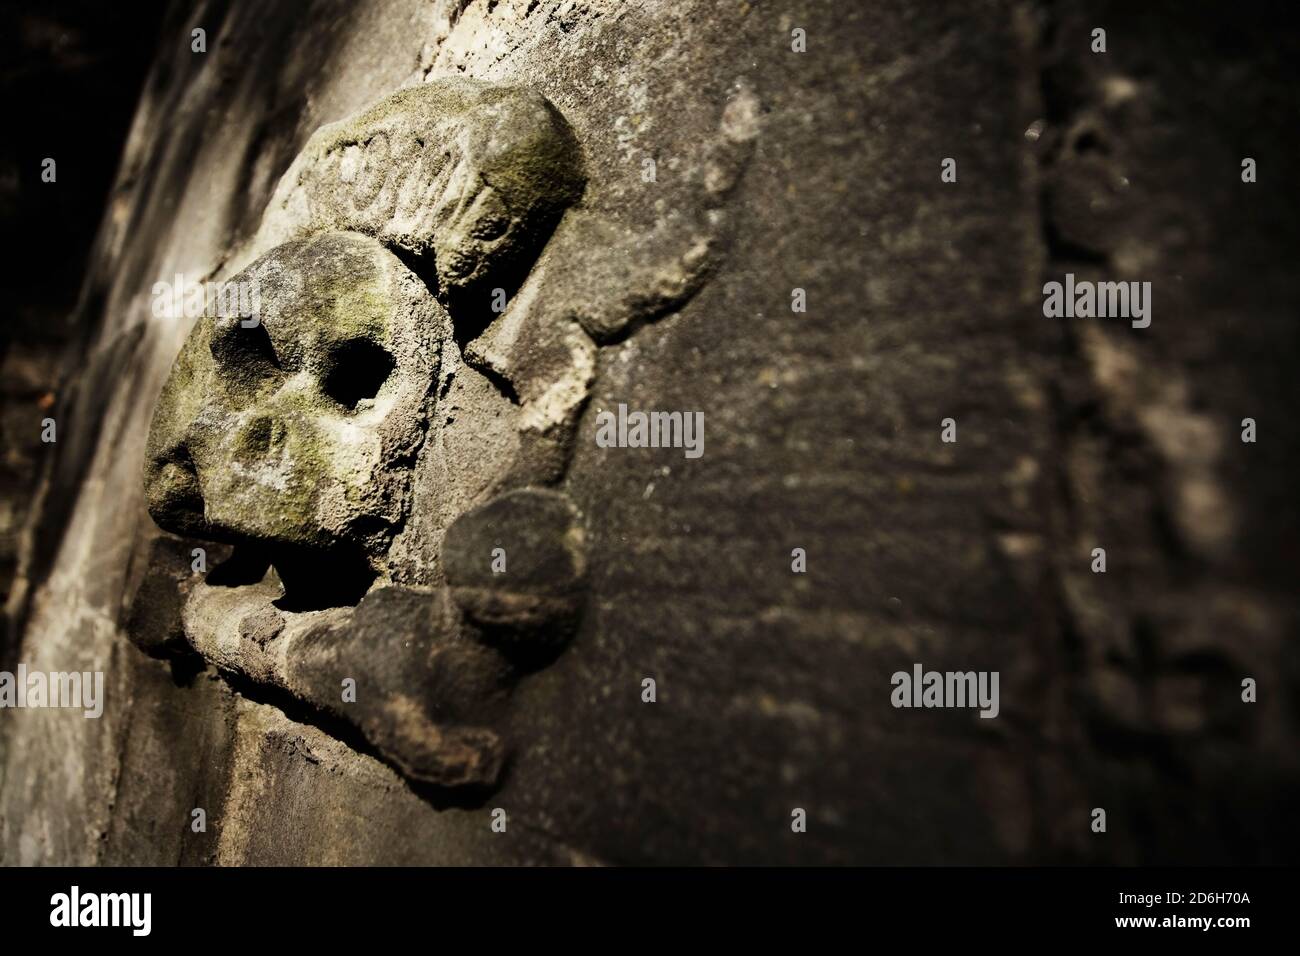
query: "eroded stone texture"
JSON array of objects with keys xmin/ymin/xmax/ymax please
[{"xmin": 255, "ymin": 78, "xmax": 585, "ymax": 297}]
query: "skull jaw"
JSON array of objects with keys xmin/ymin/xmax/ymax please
[{"xmin": 145, "ymin": 457, "xmax": 396, "ymax": 612}]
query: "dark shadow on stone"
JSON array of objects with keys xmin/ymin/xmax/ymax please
[
  {"xmin": 472, "ymin": 615, "xmax": 579, "ymax": 673},
  {"xmin": 205, "ymin": 545, "xmax": 272, "ymax": 588},
  {"xmin": 271, "ymin": 545, "xmax": 376, "ymax": 611},
  {"xmin": 321, "ymin": 338, "xmax": 395, "ymax": 410},
  {"xmin": 404, "ymin": 774, "xmax": 499, "ymax": 811},
  {"xmin": 168, "ymin": 653, "xmax": 207, "ymax": 688},
  {"xmin": 390, "ymin": 245, "xmax": 442, "ymax": 300}
]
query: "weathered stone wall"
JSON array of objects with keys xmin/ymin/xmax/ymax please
[
  {"xmin": 2, "ymin": 0, "xmax": 1297, "ymax": 865},
  {"xmin": 0, "ymin": 0, "xmax": 163, "ymax": 627}
]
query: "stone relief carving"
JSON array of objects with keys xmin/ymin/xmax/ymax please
[
  {"xmin": 145, "ymin": 231, "xmax": 443, "ymax": 607},
  {"xmin": 137, "ymin": 77, "xmax": 758, "ymax": 793}
]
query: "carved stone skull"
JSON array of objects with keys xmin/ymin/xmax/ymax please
[
  {"xmin": 145, "ymin": 231, "xmax": 444, "ymax": 601},
  {"xmin": 146, "ymin": 79, "xmax": 586, "ymax": 607}
]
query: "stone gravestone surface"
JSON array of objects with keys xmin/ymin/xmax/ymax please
[{"xmin": 1, "ymin": 0, "xmax": 1297, "ymax": 867}]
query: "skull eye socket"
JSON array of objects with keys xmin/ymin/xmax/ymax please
[
  {"xmin": 211, "ymin": 318, "xmax": 280, "ymax": 375},
  {"xmin": 321, "ymin": 338, "xmax": 395, "ymax": 410}
]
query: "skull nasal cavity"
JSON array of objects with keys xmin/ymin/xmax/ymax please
[
  {"xmin": 321, "ymin": 339, "xmax": 395, "ymax": 410},
  {"xmin": 240, "ymin": 415, "xmax": 286, "ymax": 458}
]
